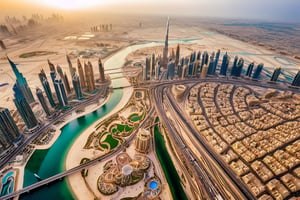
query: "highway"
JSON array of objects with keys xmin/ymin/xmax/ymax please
[
  {"xmin": 2, "ymin": 73, "xmax": 299, "ymax": 199},
  {"xmin": 164, "ymin": 87, "xmax": 255, "ymax": 199},
  {"xmin": 146, "ymin": 76, "xmax": 299, "ymax": 200},
  {"xmin": 0, "ymin": 107, "xmax": 155, "ymax": 200},
  {"xmin": 152, "ymin": 86, "xmax": 224, "ymax": 200}
]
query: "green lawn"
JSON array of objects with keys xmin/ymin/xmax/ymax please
[
  {"xmin": 128, "ymin": 113, "xmax": 143, "ymax": 122},
  {"xmin": 116, "ymin": 124, "xmax": 133, "ymax": 132},
  {"xmin": 100, "ymin": 134, "xmax": 119, "ymax": 149}
]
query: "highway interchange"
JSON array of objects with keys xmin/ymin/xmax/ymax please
[{"xmin": 1, "ymin": 73, "xmax": 300, "ymax": 200}]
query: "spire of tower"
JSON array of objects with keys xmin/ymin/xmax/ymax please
[
  {"xmin": 162, "ymin": 17, "xmax": 170, "ymax": 68},
  {"xmin": 165, "ymin": 16, "xmax": 169, "ymax": 50}
]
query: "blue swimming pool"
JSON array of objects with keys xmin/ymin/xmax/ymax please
[
  {"xmin": 1, "ymin": 171, "xmax": 15, "ymax": 196},
  {"xmin": 149, "ymin": 181, "xmax": 158, "ymax": 190},
  {"xmin": 2, "ymin": 171, "xmax": 14, "ymax": 184}
]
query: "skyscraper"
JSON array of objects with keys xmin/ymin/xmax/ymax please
[
  {"xmin": 36, "ymin": 88, "xmax": 51, "ymax": 116},
  {"xmin": 220, "ymin": 52, "xmax": 230, "ymax": 76},
  {"xmin": 180, "ymin": 57, "xmax": 185, "ymax": 67},
  {"xmin": 144, "ymin": 57, "xmax": 151, "ymax": 80},
  {"xmin": 182, "ymin": 65, "xmax": 188, "ymax": 79},
  {"xmin": 66, "ymin": 55, "xmax": 75, "ymax": 78},
  {"xmin": 252, "ymin": 63, "xmax": 264, "ymax": 79},
  {"xmin": 84, "ymin": 61, "xmax": 96, "ymax": 92},
  {"xmin": 0, "ymin": 107, "xmax": 21, "ymax": 146},
  {"xmin": 230, "ymin": 56, "xmax": 239, "ymax": 76},
  {"xmin": 154, "ymin": 61, "xmax": 161, "ymax": 80},
  {"xmin": 54, "ymin": 78, "xmax": 68, "ymax": 107},
  {"xmin": 292, "ymin": 70, "xmax": 300, "ymax": 87},
  {"xmin": 162, "ymin": 17, "xmax": 170, "ymax": 68},
  {"xmin": 13, "ymin": 84, "xmax": 38, "ymax": 129},
  {"xmin": 56, "ymin": 65, "xmax": 71, "ymax": 94},
  {"xmin": 190, "ymin": 52, "xmax": 196, "ymax": 63},
  {"xmin": 177, "ymin": 64, "xmax": 182, "ymax": 78},
  {"xmin": 151, "ymin": 53, "xmax": 155, "ymax": 77},
  {"xmin": 72, "ymin": 73, "xmax": 83, "ymax": 100},
  {"xmin": 214, "ymin": 49, "xmax": 220, "ymax": 70},
  {"xmin": 201, "ymin": 51, "xmax": 209, "ymax": 67},
  {"xmin": 64, "ymin": 73, "xmax": 71, "ymax": 93},
  {"xmin": 171, "ymin": 49, "xmax": 175, "ymax": 59},
  {"xmin": 135, "ymin": 129, "xmax": 151, "ymax": 154},
  {"xmin": 193, "ymin": 61, "xmax": 199, "ymax": 76},
  {"xmin": 196, "ymin": 51, "xmax": 201, "ymax": 60},
  {"xmin": 77, "ymin": 59, "xmax": 86, "ymax": 88},
  {"xmin": 201, "ymin": 64, "xmax": 208, "ymax": 78},
  {"xmin": 0, "ymin": 128, "xmax": 11, "ymax": 151},
  {"xmin": 235, "ymin": 58, "xmax": 244, "ymax": 77},
  {"xmin": 188, "ymin": 63, "xmax": 194, "ymax": 76},
  {"xmin": 7, "ymin": 57, "xmax": 35, "ymax": 104},
  {"xmin": 98, "ymin": 58, "xmax": 105, "ymax": 82},
  {"xmin": 48, "ymin": 59, "xmax": 56, "ymax": 72},
  {"xmin": 246, "ymin": 62, "xmax": 255, "ymax": 77},
  {"xmin": 175, "ymin": 44, "xmax": 180, "ymax": 67},
  {"xmin": 207, "ymin": 56, "xmax": 216, "ymax": 75},
  {"xmin": 271, "ymin": 67, "xmax": 281, "ymax": 82},
  {"xmin": 167, "ymin": 61, "xmax": 175, "ymax": 80},
  {"xmin": 38, "ymin": 69, "xmax": 56, "ymax": 108},
  {"xmin": 143, "ymin": 65, "xmax": 148, "ymax": 81}
]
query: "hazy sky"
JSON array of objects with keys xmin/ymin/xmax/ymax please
[{"xmin": 0, "ymin": 0, "xmax": 299, "ymax": 22}]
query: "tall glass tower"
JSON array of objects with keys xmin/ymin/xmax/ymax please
[
  {"xmin": 54, "ymin": 78, "xmax": 68, "ymax": 107},
  {"xmin": 36, "ymin": 88, "xmax": 51, "ymax": 116},
  {"xmin": 162, "ymin": 17, "xmax": 170, "ymax": 68},
  {"xmin": 207, "ymin": 56, "xmax": 216, "ymax": 75},
  {"xmin": 13, "ymin": 84, "xmax": 38, "ymax": 129},
  {"xmin": 57, "ymin": 65, "xmax": 71, "ymax": 94},
  {"xmin": 77, "ymin": 59, "xmax": 86, "ymax": 88},
  {"xmin": 230, "ymin": 56, "xmax": 239, "ymax": 76},
  {"xmin": 0, "ymin": 107, "xmax": 21, "ymax": 146},
  {"xmin": 214, "ymin": 49, "xmax": 220, "ymax": 70},
  {"xmin": 72, "ymin": 73, "xmax": 83, "ymax": 100},
  {"xmin": 7, "ymin": 57, "xmax": 35, "ymax": 104},
  {"xmin": 292, "ymin": 71, "xmax": 300, "ymax": 87},
  {"xmin": 38, "ymin": 69, "xmax": 56, "ymax": 107},
  {"xmin": 84, "ymin": 61, "xmax": 96, "ymax": 92},
  {"xmin": 220, "ymin": 52, "xmax": 230, "ymax": 76},
  {"xmin": 98, "ymin": 58, "xmax": 105, "ymax": 82},
  {"xmin": 246, "ymin": 62, "xmax": 255, "ymax": 77},
  {"xmin": 271, "ymin": 67, "xmax": 281, "ymax": 82},
  {"xmin": 167, "ymin": 61, "xmax": 175, "ymax": 80},
  {"xmin": 252, "ymin": 63, "xmax": 264, "ymax": 79}
]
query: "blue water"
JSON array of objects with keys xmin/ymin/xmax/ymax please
[
  {"xmin": 149, "ymin": 181, "xmax": 158, "ymax": 190},
  {"xmin": 1, "ymin": 171, "xmax": 14, "ymax": 196},
  {"xmin": 21, "ymin": 89, "xmax": 123, "ymax": 200},
  {"xmin": 2, "ymin": 171, "xmax": 14, "ymax": 184}
]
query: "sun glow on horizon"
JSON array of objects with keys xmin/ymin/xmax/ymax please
[{"xmin": 30, "ymin": 0, "xmax": 105, "ymax": 10}]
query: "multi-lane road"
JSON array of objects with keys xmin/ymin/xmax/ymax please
[
  {"xmin": 0, "ymin": 84, "xmax": 109, "ymax": 169},
  {"xmin": 0, "ymin": 105, "xmax": 154, "ymax": 200},
  {"xmin": 2, "ymin": 74, "xmax": 299, "ymax": 200}
]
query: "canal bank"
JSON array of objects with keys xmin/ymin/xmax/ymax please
[
  {"xmin": 21, "ymin": 89, "xmax": 123, "ymax": 200},
  {"xmin": 154, "ymin": 119, "xmax": 188, "ymax": 200},
  {"xmin": 18, "ymin": 39, "xmax": 199, "ymax": 199}
]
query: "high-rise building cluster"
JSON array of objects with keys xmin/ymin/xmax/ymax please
[
  {"xmin": 0, "ymin": 56, "xmax": 107, "ymax": 156},
  {"xmin": 142, "ymin": 18, "xmax": 300, "ymax": 85},
  {"xmin": 142, "ymin": 46, "xmax": 267, "ymax": 81}
]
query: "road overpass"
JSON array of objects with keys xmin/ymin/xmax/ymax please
[{"xmin": 0, "ymin": 108, "xmax": 154, "ymax": 200}]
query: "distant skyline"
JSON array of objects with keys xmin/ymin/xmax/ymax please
[{"xmin": 0, "ymin": 0, "xmax": 299, "ymax": 23}]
